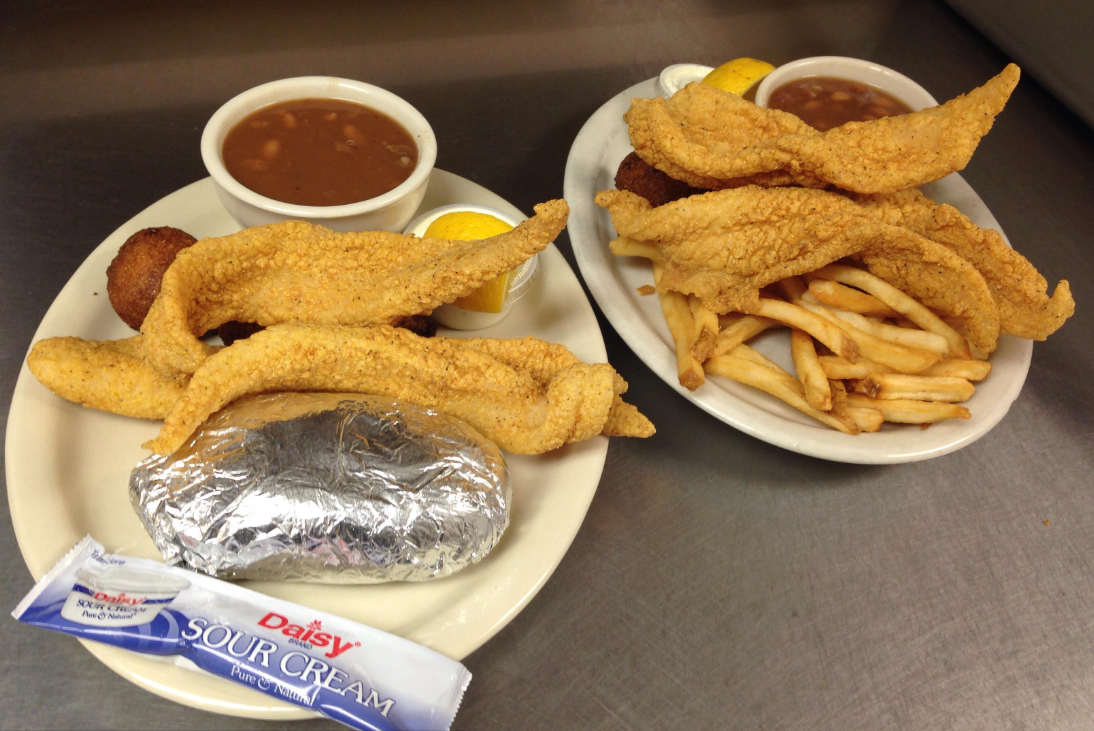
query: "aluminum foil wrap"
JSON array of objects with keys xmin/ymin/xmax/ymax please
[{"xmin": 130, "ymin": 393, "xmax": 511, "ymax": 584}]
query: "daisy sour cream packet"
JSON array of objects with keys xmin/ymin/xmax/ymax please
[{"xmin": 13, "ymin": 536, "xmax": 471, "ymax": 731}]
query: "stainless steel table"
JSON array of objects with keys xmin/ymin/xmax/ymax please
[{"xmin": 3, "ymin": 1, "xmax": 1091, "ymax": 729}]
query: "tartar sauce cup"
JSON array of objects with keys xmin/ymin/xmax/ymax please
[
  {"xmin": 657, "ymin": 63, "xmax": 714, "ymax": 98},
  {"xmin": 403, "ymin": 204, "xmax": 539, "ymax": 331},
  {"xmin": 202, "ymin": 76, "xmax": 437, "ymax": 232}
]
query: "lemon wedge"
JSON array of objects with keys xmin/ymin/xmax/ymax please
[
  {"xmin": 701, "ymin": 58, "xmax": 776, "ymax": 96},
  {"xmin": 424, "ymin": 211, "xmax": 515, "ymax": 313}
]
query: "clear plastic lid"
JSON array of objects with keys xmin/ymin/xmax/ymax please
[{"xmin": 75, "ymin": 567, "xmax": 191, "ymax": 595}]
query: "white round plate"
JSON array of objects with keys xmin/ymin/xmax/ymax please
[
  {"xmin": 6, "ymin": 171, "xmax": 608, "ymax": 720},
  {"xmin": 564, "ymin": 78, "xmax": 1032, "ymax": 464}
]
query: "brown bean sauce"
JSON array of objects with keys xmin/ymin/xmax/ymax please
[
  {"xmin": 767, "ymin": 77, "xmax": 914, "ymax": 131},
  {"xmin": 222, "ymin": 98, "xmax": 418, "ymax": 206}
]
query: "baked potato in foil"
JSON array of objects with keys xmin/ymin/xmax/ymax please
[{"xmin": 130, "ymin": 392, "xmax": 510, "ymax": 583}]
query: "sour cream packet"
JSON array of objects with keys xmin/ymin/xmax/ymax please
[{"xmin": 13, "ymin": 536, "xmax": 471, "ymax": 731}]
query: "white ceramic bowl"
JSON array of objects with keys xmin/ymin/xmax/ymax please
[
  {"xmin": 754, "ymin": 56, "xmax": 938, "ymax": 111},
  {"xmin": 201, "ymin": 76, "xmax": 437, "ymax": 232},
  {"xmin": 402, "ymin": 204, "xmax": 539, "ymax": 331}
]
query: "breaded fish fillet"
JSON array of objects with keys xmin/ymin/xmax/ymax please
[
  {"xmin": 26, "ymin": 336, "xmax": 205, "ymax": 418},
  {"xmin": 140, "ymin": 200, "xmax": 569, "ymax": 376},
  {"xmin": 145, "ymin": 324, "xmax": 654, "ymax": 456},
  {"xmin": 850, "ymin": 189, "xmax": 1074, "ymax": 340},
  {"xmin": 625, "ymin": 65, "xmax": 1020, "ymax": 194},
  {"xmin": 596, "ymin": 188, "xmax": 1002, "ymax": 352}
]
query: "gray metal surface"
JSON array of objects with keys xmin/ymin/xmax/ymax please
[
  {"xmin": 2, "ymin": 1, "xmax": 1091, "ymax": 729},
  {"xmin": 946, "ymin": 0, "xmax": 1094, "ymax": 128}
]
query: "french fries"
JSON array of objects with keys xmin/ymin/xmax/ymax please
[
  {"xmin": 818, "ymin": 356, "xmax": 991, "ymax": 382},
  {"xmin": 921, "ymin": 359, "xmax": 993, "ymax": 381},
  {"xmin": 828, "ymin": 379, "xmax": 878, "ymax": 432},
  {"xmin": 689, "ymin": 297, "xmax": 720, "ymax": 361},
  {"xmin": 630, "ymin": 253, "xmax": 992, "ymax": 433},
  {"xmin": 711, "ymin": 315, "xmax": 778, "ymax": 358},
  {"xmin": 851, "ymin": 374, "xmax": 975, "ymax": 402},
  {"xmin": 818, "ymin": 356, "xmax": 894, "ymax": 380},
  {"xmin": 791, "ymin": 328, "xmax": 831, "ymax": 410},
  {"xmin": 705, "ymin": 350, "xmax": 857, "ymax": 434},
  {"xmin": 731, "ymin": 343, "xmax": 782, "ymax": 369},
  {"xmin": 810, "ymin": 264, "xmax": 971, "ymax": 357},
  {"xmin": 652, "ymin": 263, "xmax": 704, "ymax": 391},
  {"xmin": 718, "ymin": 312, "xmax": 743, "ymax": 329},
  {"xmin": 803, "ymin": 294, "xmax": 949, "ymax": 354},
  {"xmin": 806, "ymin": 278, "xmax": 899, "ymax": 318},
  {"xmin": 610, "ymin": 236, "xmax": 664, "ymax": 262},
  {"xmin": 845, "ymin": 394, "xmax": 971, "ymax": 423},
  {"xmin": 750, "ymin": 298, "xmax": 859, "ymax": 361},
  {"xmin": 798, "ymin": 300, "xmax": 941, "ymax": 372},
  {"xmin": 845, "ymin": 406, "xmax": 885, "ymax": 432},
  {"xmin": 776, "ymin": 276, "xmax": 808, "ymax": 302}
]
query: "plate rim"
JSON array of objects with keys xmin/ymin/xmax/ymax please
[
  {"xmin": 563, "ymin": 78, "xmax": 1032, "ymax": 465},
  {"xmin": 5, "ymin": 170, "xmax": 608, "ymax": 719}
]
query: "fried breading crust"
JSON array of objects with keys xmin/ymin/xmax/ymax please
[
  {"xmin": 25, "ymin": 327, "xmax": 656, "ymax": 445},
  {"xmin": 144, "ymin": 324, "xmax": 654, "ymax": 455},
  {"xmin": 456, "ymin": 334, "xmax": 653, "ymax": 438},
  {"xmin": 626, "ymin": 65, "xmax": 1020, "ymax": 194},
  {"xmin": 27, "ymin": 336, "xmax": 194, "ymax": 418},
  {"xmin": 215, "ymin": 314, "xmax": 438, "ymax": 346},
  {"xmin": 851, "ymin": 189, "xmax": 1074, "ymax": 340},
  {"xmin": 140, "ymin": 200, "xmax": 569, "ymax": 376},
  {"xmin": 596, "ymin": 188, "xmax": 1002, "ymax": 352}
]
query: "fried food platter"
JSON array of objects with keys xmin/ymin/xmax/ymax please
[
  {"xmin": 564, "ymin": 78, "xmax": 1033, "ymax": 464},
  {"xmin": 6, "ymin": 171, "xmax": 612, "ymax": 719}
]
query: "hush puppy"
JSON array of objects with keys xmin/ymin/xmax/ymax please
[
  {"xmin": 614, "ymin": 151, "xmax": 704, "ymax": 207},
  {"xmin": 106, "ymin": 226, "xmax": 197, "ymax": 329}
]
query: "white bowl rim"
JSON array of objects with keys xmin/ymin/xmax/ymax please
[
  {"xmin": 200, "ymin": 76, "xmax": 438, "ymax": 219},
  {"xmin": 754, "ymin": 56, "xmax": 939, "ymax": 110}
]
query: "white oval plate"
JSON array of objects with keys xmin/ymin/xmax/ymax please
[
  {"xmin": 564, "ymin": 78, "xmax": 1032, "ymax": 464},
  {"xmin": 6, "ymin": 171, "xmax": 609, "ymax": 720}
]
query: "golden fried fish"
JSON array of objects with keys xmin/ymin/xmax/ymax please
[
  {"xmin": 596, "ymin": 187, "xmax": 1002, "ymax": 353},
  {"xmin": 26, "ymin": 336, "xmax": 206, "ymax": 419},
  {"xmin": 140, "ymin": 200, "xmax": 569, "ymax": 376},
  {"xmin": 145, "ymin": 324, "xmax": 654, "ymax": 456},
  {"xmin": 850, "ymin": 189, "xmax": 1074, "ymax": 340},
  {"xmin": 625, "ymin": 65, "xmax": 1020, "ymax": 194}
]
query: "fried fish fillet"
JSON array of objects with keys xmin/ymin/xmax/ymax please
[
  {"xmin": 596, "ymin": 187, "xmax": 1002, "ymax": 352},
  {"xmin": 140, "ymin": 200, "xmax": 569, "ymax": 376},
  {"xmin": 144, "ymin": 324, "xmax": 654, "ymax": 455},
  {"xmin": 26, "ymin": 336, "xmax": 205, "ymax": 419},
  {"xmin": 626, "ymin": 65, "xmax": 1020, "ymax": 194},
  {"xmin": 850, "ymin": 189, "xmax": 1074, "ymax": 340},
  {"xmin": 26, "ymin": 313, "xmax": 445, "ymax": 419}
]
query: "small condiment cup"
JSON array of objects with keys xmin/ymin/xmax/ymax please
[
  {"xmin": 754, "ymin": 56, "xmax": 938, "ymax": 111},
  {"xmin": 657, "ymin": 64, "xmax": 714, "ymax": 99},
  {"xmin": 402, "ymin": 204, "xmax": 539, "ymax": 331},
  {"xmin": 202, "ymin": 76, "xmax": 437, "ymax": 232}
]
